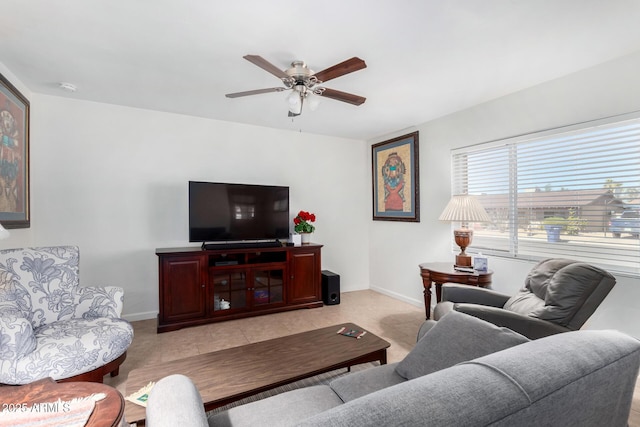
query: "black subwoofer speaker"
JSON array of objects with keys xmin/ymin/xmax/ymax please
[{"xmin": 321, "ymin": 270, "xmax": 340, "ymax": 305}]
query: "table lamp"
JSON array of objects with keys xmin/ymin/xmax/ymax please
[
  {"xmin": 0, "ymin": 223, "xmax": 9, "ymax": 240},
  {"xmin": 438, "ymin": 194, "xmax": 491, "ymax": 267}
]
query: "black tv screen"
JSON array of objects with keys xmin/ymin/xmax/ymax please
[{"xmin": 189, "ymin": 181, "xmax": 290, "ymax": 242}]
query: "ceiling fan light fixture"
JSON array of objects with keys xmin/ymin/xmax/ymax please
[
  {"xmin": 308, "ymin": 94, "xmax": 321, "ymax": 111},
  {"xmin": 287, "ymin": 91, "xmax": 303, "ymax": 115},
  {"xmin": 287, "ymin": 91, "xmax": 300, "ymax": 105}
]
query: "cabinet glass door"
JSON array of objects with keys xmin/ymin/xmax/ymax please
[
  {"xmin": 253, "ymin": 268, "xmax": 284, "ymax": 307},
  {"xmin": 212, "ymin": 270, "xmax": 247, "ymax": 313}
]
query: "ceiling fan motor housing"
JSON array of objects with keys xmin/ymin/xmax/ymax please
[{"xmin": 285, "ymin": 61, "xmax": 319, "ymax": 90}]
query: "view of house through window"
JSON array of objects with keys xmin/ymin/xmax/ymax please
[{"xmin": 451, "ymin": 114, "xmax": 640, "ymax": 274}]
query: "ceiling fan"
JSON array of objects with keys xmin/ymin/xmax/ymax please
[{"xmin": 225, "ymin": 55, "xmax": 367, "ymax": 117}]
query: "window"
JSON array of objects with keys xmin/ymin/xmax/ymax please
[{"xmin": 452, "ymin": 113, "xmax": 640, "ymax": 275}]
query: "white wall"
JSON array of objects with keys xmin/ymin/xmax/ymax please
[
  {"xmin": 370, "ymin": 51, "xmax": 640, "ymax": 338},
  {"xmin": 0, "ymin": 82, "xmax": 371, "ymax": 320}
]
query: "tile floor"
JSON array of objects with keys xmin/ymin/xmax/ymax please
[{"xmin": 105, "ymin": 289, "xmax": 640, "ymax": 425}]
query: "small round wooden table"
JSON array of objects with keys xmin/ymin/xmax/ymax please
[
  {"xmin": 1, "ymin": 377, "xmax": 124, "ymax": 427},
  {"xmin": 419, "ymin": 262, "xmax": 493, "ymax": 319}
]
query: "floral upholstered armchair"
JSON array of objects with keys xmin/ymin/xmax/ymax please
[{"xmin": 0, "ymin": 246, "xmax": 134, "ymax": 385}]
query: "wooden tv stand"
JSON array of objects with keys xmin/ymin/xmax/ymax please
[{"xmin": 156, "ymin": 244, "xmax": 323, "ymax": 333}]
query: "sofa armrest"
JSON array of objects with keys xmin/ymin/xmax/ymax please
[
  {"xmin": 75, "ymin": 286, "xmax": 125, "ymax": 318},
  {"xmin": 442, "ymin": 284, "xmax": 510, "ymax": 307},
  {"xmin": 416, "ymin": 320, "xmax": 438, "ymax": 342},
  {"xmin": 453, "ymin": 304, "xmax": 570, "ymax": 339},
  {"xmin": 0, "ymin": 310, "xmax": 36, "ymax": 360},
  {"xmin": 146, "ymin": 374, "xmax": 209, "ymax": 427}
]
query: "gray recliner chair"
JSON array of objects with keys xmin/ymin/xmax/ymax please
[{"xmin": 421, "ymin": 258, "xmax": 616, "ymax": 340}]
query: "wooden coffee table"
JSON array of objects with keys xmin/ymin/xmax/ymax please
[{"xmin": 124, "ymin": 323, "xmax": 389, "ymax": 425}]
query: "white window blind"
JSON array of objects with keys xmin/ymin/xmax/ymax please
[{"xmin": 452, "ymin": 114, "xmax": 640, "ymax": 275}]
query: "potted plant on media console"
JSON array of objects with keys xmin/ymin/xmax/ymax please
[{"xmin": 294, "ymin": 210, "xmax": 316, "ymax": 244}]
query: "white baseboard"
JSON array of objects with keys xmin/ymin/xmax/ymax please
[
  {"xmin": 369, "ymin": 286, "xmax": 423, "ymax": 308},
  {"xmin": 122, "ymin": 288, "xmax": 423, "ymax": 323},
  {"xmin": 122, "ymin": 311, "xmax": 157, "ymax": 322}
]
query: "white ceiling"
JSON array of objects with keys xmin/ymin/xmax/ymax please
[{"xmin": 3, "ymin": 0, "xmax": 640, "ymax": 141}]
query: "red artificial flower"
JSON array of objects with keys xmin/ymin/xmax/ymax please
[
  {"xmin": 293, "ymin": 210, "xmax": 317, "ymax": 233},
  {"xmin": 296, "ymin": 211, "xmax": 315, "ymax": 222}
]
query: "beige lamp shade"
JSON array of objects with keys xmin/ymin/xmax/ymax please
[
  {"xmin": 0, "ymin": 223, "xmax": 9, "ymax": 240},
  {"xmin": 438, "ymin": 194, "xmax": 491, "ymax": 223},
  {"xmin": 439, "ymin": 194, "xmax": 490, "ymax": 267}
]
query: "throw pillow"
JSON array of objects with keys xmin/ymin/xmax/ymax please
[{"xmin": 395, "ymin": 311, "xmax": 529, "ymax": 380}]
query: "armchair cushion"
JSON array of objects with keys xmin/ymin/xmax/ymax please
[
  {"xmin": 395, "ymin": 311, "xmax": 529, "ymax": 380},
  {"xmin": 0, "ymin": 246, "xmax": 81, "ymax": 328},
  {"xmin": 433, "ymin": 258, "xmax": 616, "ymax": 340},
  {"xmin": 3, "ymin": 317, "xmax": 133, "ymax": 385},
  {"xmin": 453, "ymin": 303, "xmax": 571, "ymax": 339},
  {"xmin": 504, "ymin": 258, "xmax": 616, "ymax": 328},
  {"xmin": 0, "ymin": 311, "xmax": 36, "ymax": 359},
  {"xmin": 441, "ymin": 283, "xmax": 511, "ymax": 307},
  {"xmin": 75, "ymin": 286, "xmax": 125, "ymax": 319},
  {"xmin": 0, "ymin": 246, "xmax": 133, "ymax": 384}
]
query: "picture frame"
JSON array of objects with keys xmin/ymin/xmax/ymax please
[
  {"xmin": 372, "ymin": 131, "xmax": 419, "ymax": 222},
  {"xmin": 0, "ymin": 73, "xmax": 30, "ymax": 228}
]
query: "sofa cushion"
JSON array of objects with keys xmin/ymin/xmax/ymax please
[
  {"xmin": 329, "ymin": 362, "xmax": 405, "ymax": 403},
  {"xmin": 395, "ymin": 310, "xmax": 529, "ymax": 380},
  {"xmin": 207, "ymin": 385, "xmax": 343, "ymax": 427},
  {"xmin": 301, "ymin": 363, "xmax": 531, "ymax": 427}
]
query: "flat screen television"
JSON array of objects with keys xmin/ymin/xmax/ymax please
[{"xmin": 189, "ymin": 181, "xmax": 290, "ymax": 244}]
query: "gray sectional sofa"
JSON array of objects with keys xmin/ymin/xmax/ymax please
[{"xmin": 145, "ymin": 311, "xmax": 640, "ymax": 426}]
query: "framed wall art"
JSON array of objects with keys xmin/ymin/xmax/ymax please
[
  {"xmin": 372, "ymin": 131, "xmax": 419, "ymax": 222},
  {"xmin": 0, "ymin": 73, "xmax": 30, "ymax": 228}
]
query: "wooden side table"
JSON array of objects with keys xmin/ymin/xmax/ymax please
[
  {"xmin": 419, "ymin": 262, "xmax": 493, "ymax": 319},
  {"xmin": 1, "ymin": 377, "xmax": 124, "ymax": 427}
]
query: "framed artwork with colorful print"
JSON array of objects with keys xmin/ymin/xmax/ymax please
[
  {"xmin": 372, "ymin": 131, "xmax": 419, "ymax": 222},
  {"xmin": 0, "ymin": 72, "xmax": 30, "ymax": 228}
]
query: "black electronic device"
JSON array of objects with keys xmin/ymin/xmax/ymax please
[
  {"xmin": 189, "ymin": 181, "xmax": 289, "ymax": 244},
  {"xmin": 214, "ymin": 260, "xmax": 239, "ymax": 266},
  {"xmin": 321, "ymin": 270, "xmax": 340, "ymax": 305}
]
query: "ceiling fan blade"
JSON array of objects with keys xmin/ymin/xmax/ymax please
[
  {"xmin": 225, "ymin": 87, "xmax": 286, "ymax": 98},
  {"xmin": 319, "ymin": 88, "xmax": 366, "ymax": 106},
  {"xmin": 313, "ymin": 57, "xmax": 367, "ymax": 83},
  {"xmin": 243, "ymin": 55, "xmax": 290, "ymax": 80}
]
